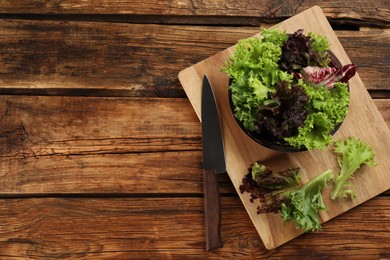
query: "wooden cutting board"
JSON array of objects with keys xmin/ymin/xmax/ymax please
[{"xmin": 178, "ymin": 6, "xmax": 390, "ymax": 249}]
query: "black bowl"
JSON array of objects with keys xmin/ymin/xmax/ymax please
[{"xmin": 228, "ymin": 51, "xmax": 347, "ymax": 152}]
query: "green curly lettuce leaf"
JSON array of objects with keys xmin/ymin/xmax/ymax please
[
  {"xmin": 281, "ymin": 169, "xmax": 333, "ymax": 232},
  {"xmin": 308, "ymin": 32, "xmax": 330, "ymax": 54},
  {"xmin": 308, "ymin": 32, "xmax": 331, "ymax": 67},
  {"xmin": 331, "ymin": 137, "xmax": 377, "ymax": 200}
]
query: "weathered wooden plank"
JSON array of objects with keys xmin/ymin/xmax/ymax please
[
  {"xmin": 0, "ymin": 96, "xmax": 388, "ymax": 195},
  {"xmin": 337, "ymin": 29, "xmax": 390, "ymax": 94},
  {"xmin": 0, "ymin": 96, "xmax": 202, "ymax": 155},
  {"xmin": 0, "ymin": 96, "xmax": 203, "ymax": 194},
  {"xmin": 0, "ymin": 20, "xmax": 388, "ymax": 97},
  {"xmin": 0, "ymin": 197, "xmax": 388, "ymax": 258},
  {"xmin": 0, "ymin": 20, "xmax": 250, "ymax": 97},
  {"xmin": 0, "ymin": 1, "xmax": 388, "ymax": 27}
]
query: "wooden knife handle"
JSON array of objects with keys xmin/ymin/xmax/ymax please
[{"xmin": 203, "ymin": 168, "xmax": 223, "ymax": 251}]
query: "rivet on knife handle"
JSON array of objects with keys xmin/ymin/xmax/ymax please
[{"xmin": 203, "ymin": 168, "xmax": 223, "ymax": 250}]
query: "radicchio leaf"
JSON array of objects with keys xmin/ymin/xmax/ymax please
[
  {"xmin": 301, "ymin": 66, "xmax": 337, "ymax": 88},
  {"xmin": 338, "ymin": 64, "xmax": 357, "ymax": 83},
  {"xmin": 301, "ymin": 64, "xmax": 357, "ymax": 88}
]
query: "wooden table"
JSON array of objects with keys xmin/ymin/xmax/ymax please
[{"xmin": 0, "ymin": 2, "xmax": 388, "ymax": 259}]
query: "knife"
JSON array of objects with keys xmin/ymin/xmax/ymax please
[{"xmin": 201, "ymin": 75, "xmax": 226, "ymax": 251}]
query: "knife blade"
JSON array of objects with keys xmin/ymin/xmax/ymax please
[{"xmin": 201, "ymin": 74, "xmax": 226, "ymax": 251}]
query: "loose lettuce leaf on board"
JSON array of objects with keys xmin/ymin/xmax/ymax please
[
  {"xmin": 281, "ymin": 169, "xmax": 333, "ymax": 232},
  {"xmin": 331, "ymin": 137, "xmax": 377, "ymax": 200}
]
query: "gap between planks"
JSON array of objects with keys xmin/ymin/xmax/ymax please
[
  {"xmin": 0, "ymin": 14, "xmax": 373, "ymax": 29},
  {"xmin": 0, "ymin": 0, "xmax": 388, "ymax": 28}
]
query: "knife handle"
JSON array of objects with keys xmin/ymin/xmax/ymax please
[{"xmin": 203, "ymin": 168, "xmax": 223, "ymax": 251}]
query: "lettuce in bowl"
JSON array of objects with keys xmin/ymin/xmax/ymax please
[{"xmin": 223, "ymin": 28, "xmax": 356, "ymax": 151}]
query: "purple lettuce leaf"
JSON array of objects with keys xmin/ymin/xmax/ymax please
[
  {"xmin": 278, "ymin": 29, "xmax": 330, "ymax": 72},
  {"xmin": 255, "ymin": 81, "xmax": 309, "ymax": 139},
  {"xmin": 239, "ymin": 162, "xmax": 301, "ymax": 214}
]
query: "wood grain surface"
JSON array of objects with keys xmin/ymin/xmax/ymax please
[
  {"xmin": 0, "ymin": 20, "xmax": 388, "ymax": 97},
  {"xmin": 179, "ymin": 6, "xmax": 390, "ymax": 249},
  {"xmin": 0, "ymin": 0, "xmax": 388, "ymax": 27},
  {"xmin": 0, "ymin": 1, "xmax": 388, "ymax": 258},
  {"xmin": 0, "ymin": 197, "xmax": 389, "ymax": 258}
]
